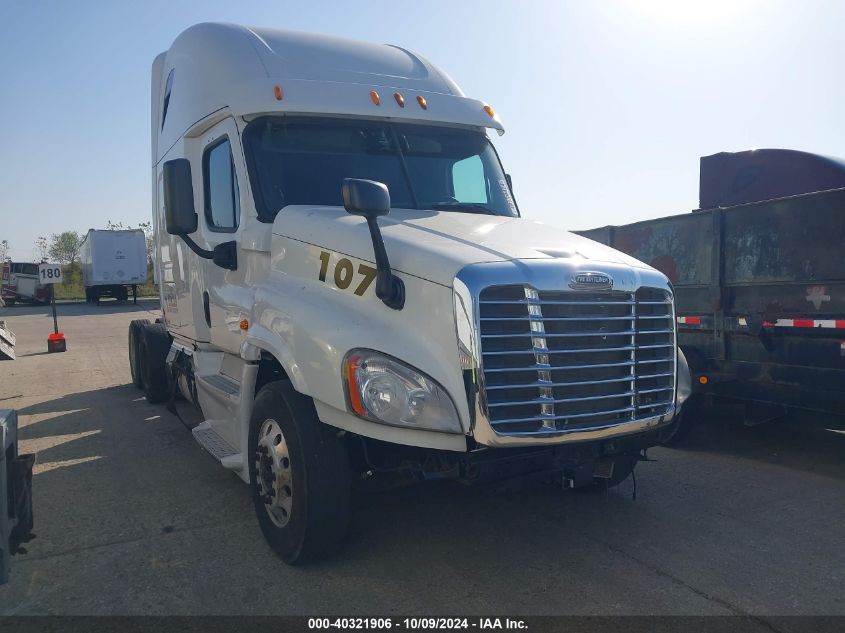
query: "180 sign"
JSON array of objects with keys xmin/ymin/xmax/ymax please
[{"xmin": 38, "ymin": 263, "xmax": 63, "ymax": 284}]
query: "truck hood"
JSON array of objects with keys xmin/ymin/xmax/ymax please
[{"xmin": 273, "ymin": 206, "xmax": 653, "ymax": 286}]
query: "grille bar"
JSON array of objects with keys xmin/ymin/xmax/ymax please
[
  {"xmin": 484, "ymin": 371, "xmax": 675, "ymax": 391},
  {"xmin": 482, "ymin": 330, "xmax": 638, "ymax": 339},
  {"xmin": 481, "ymin": 315, "xmax": 641, "ymax": 322},
  {"xmin": 478, "ymin": 285, "xmax": 675, "ymax": 436},
  {"xmin": 480, "ymin": 299, "xmax": 637, "ymax": 306}
]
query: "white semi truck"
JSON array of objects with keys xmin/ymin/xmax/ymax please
[
  {"xmin": 80, "ymin": 229, "xmax": 148, "ymax": 304},
  {"xmin": 132, "ymin": 23, "xmax": 691, "ymax": 564}
]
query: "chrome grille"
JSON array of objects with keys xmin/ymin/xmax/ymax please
[{"xmin": 478, "ymin": 286, "xmax": 675, "ymax": 436}]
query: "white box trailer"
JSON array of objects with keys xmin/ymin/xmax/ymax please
[{"xmin": 80, "ymin": 229, "xmax": 147, "ymax": 304}]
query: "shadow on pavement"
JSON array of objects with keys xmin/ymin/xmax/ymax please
[{"xmin": 668, "ymin": 404, "xmax": 845, "ymax": 481}]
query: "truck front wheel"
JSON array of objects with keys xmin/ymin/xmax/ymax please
[{"xmin": 249, "ymin": 381, "xmax": 350, "ymax": 565}]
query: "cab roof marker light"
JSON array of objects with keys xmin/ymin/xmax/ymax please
[
  {"xmin": 394, "ymin": 92, "xmax": 405, "ymax": 107},
  {"xmin": 369, "ymin": 90, "xmax": 381, "ymax": 106},
  {"xmin": 416, "ymin": 95, "xmax": 428, "ymax": 110},
  {"xmin": 483, "ymin": 104, "xmax": 496, "ymax": 119},
  {"xmin": 273, "ymin": 85, "xmax": 283, "ymax": 101}
]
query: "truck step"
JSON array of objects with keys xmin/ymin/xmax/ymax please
[
  {"xmin": 192, "ymin": 421, "xmax": 243, "ymax": 471},
  {"xmin": 196, "ymin": 373, "xmax": 241, "ymax": 400}
]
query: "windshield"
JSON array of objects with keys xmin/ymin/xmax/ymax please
[{"xmin": 243, "ymin": 117, "xmax": 518, "ymax": 221}]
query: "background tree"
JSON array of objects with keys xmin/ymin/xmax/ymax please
[
  {"xmin": 0, "ymin": 240, "xmax": 8, "ymax": 262},
  {"xmin": 48, "ymin": 231, "xmax": 83, "ymax": 266}
]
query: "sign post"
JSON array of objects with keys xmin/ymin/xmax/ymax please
[{"xmin": 38, "ymin": 263, "xmax": 66, "ymax": 353}]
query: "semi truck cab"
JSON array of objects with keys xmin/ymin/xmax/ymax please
[{"xmin": 134, "ymin": 23, "xmax": 690, "ymax": 564}]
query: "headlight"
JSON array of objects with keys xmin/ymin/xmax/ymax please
[{"xmin": 343, "ymin": 349, "xmax": 462, "ymax": 434}]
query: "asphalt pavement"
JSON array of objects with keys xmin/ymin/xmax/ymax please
[{"xmin": 0, "ymin": 300, "xmax": 843, "ymax": 617}]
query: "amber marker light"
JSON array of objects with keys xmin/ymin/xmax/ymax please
[
  {"xmin": 273, "ymin": 85, "xmax": 283, "ymax": 101},
  {"xmin": 239, "ymin": 319, "xmax": 249, "ymax": 331},
  {"xmin": 344, "ymin": 354, "xmax": 366, "ymax": 416},
  {"xmin": 370, "ymin": 90, "xmax": 381, "ymax": 105},
  {"xmin": 416, "ymin": 95, "xmax": 428, "ymax": 110},
  {"xmin": 394, "ymin": 92, "xmax": 405, "ymax": 107},
  {"xmin": 483, "ymin": 104, "xmax": 496, "ymax": 118},
  {"xmin": 699, "ymin": 375, "xmax": 709, "ymax": 385}
]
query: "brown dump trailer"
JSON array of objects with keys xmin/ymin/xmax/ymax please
[{"xmin": 578, "ymin": 149, "xmax": 845, "ymax": 432}]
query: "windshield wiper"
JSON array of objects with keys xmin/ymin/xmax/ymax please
[{"xmin": 430, "ymin": 202, "xmax": 499, "ymax": 215}]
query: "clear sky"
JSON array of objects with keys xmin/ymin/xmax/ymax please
[{"xmin": 1, "ymin": 0, "xmax": 842, "ymax": 261}]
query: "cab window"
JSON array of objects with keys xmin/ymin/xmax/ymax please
[
  {"xmin": 452, "ymin": 155, "xmax": 487, "ymax": 203},
  {"xmin": 203, "ymin": 138, "xmax": 240, "ymax": 232}
]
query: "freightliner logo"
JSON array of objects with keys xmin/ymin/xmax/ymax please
[{"xmin": 569, "ymin": 271, "xmax": 613, "ymax": 290}]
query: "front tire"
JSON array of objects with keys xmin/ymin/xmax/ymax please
[{"xmin": 249, "ymin": 381, "xmax": 350, "ymax": 565}]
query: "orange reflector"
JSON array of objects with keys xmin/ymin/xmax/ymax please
[
  {"xmin": 369, "ymin": 90, "xmax": 381, "ymax": 106},
  {"xmin": 394, "ymin": 92, "xmax": 405, "ymax": 107},
  {"xmin": 344, "ymin": 354, "xmax": 366, "ymax": 417},
  {"xmin": 483, "ymin": 105, "xmax": 496, "ymax": 118},
  {"xmin": 699, "ymin": 375, "xmax": 709, "ymax": 385},
  {"xmin": 239, "ymin": 319, "xmax": 249, "ymax": 331},
  {"xmin": 273, "ymin": 85, "xmax": 283, "ymax": 101},
  {"xmin": 417, "ymin": 95, "xmax": 428, "ymax": 110},
  {"xmin": 48, "ymin": 332, "xmax": 65, "ymax": 341}
]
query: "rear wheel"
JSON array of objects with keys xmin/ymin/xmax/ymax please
[
  {"xmin": 249, "ymin": 381, "xmax": 350, "ymax": 565},
  {"xmin": 138, "ymin": 323, "xmax": 171, "ymax": 403},
  {"xmin": 128, "ymin": 319, "xmax": 150, "ymax": 389}
]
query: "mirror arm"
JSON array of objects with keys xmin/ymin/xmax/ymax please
[
  {"xmin": 177, "ymin": 234, "xmax": 238, "ymax": 271},
  {"xmin": 364, "ymin": 217, "xmax": 405, "ymax": 310},
  {"xmin": 178, "ymin": 233, "xmax": 214, "ymax": 259}
]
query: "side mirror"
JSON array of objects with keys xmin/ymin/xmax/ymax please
[
  {"xmin": 341, "ymin": 178, "xmax": 404, "ymax": 310},
  {"xmin": 505, "ymin": 173, "xmax": 513, "ymax": 191},
  {"xmin": 163, "ymin": 159, "xmax": 198, "ymax": 235},
  {"xmin": 162, "ymin": 158, "xmax": 237, "ymax": 271},
  {"xmin": 342, "ymin": 179, "xmax": 390, "ymax": 217}
]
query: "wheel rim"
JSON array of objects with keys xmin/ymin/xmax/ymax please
[{"xmin": 255, "ymin": 418, "xmax": 293, "ymax": 528}]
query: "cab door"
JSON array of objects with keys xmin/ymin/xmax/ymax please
[{"xmin": 195, "ymin": 118, "xmax": 251, "ymax": 353}]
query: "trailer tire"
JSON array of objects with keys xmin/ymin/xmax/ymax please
[
  {"xmin": 128, "ymin": 319, "xmax": 150, "ymax": 389},
  {"xmin": 139, "ymin": 323, "xmax": 171, "ymax": 403},
  {"xmin": 249, "ymin": 380, "xmax": 350, "ymax": 565}
]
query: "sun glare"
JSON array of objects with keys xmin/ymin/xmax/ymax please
[{"xmin": 627, "ymin": 0, "xmax": 760, "ymax": 24}]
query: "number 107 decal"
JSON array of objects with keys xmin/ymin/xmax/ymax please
[{"xmin": 318, "ymin": 251, "xmax": 377, "ymax": 296}]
